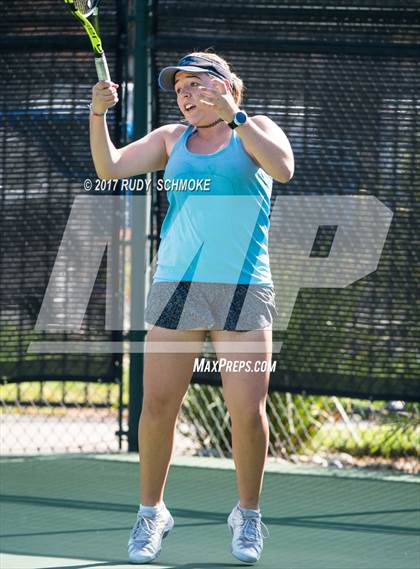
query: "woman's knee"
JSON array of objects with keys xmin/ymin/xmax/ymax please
[
  {"xmin": 141, "ymin": 393, "xmax": 181, "ymax": 419},
  {"xmin": 230, "ymin": 405, "xmax": 268, "ymax": 428}
]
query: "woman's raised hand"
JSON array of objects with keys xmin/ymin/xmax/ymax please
[
  {"xmin": 91, "ymin": 80, "xmax": 120, "ymax": 114},
  {"xmin": 197, "ymin": 76, "xmax": 239, "ymax": 123}
]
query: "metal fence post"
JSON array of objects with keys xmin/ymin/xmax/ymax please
[{"xmin": 127, "ymin": 0, "xmax": 152, "ymax": 452}]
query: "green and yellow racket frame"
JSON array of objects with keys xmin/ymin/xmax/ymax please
[{"xmin": 64, "ymin": 0, "xmax": 111, "ymax": 82}]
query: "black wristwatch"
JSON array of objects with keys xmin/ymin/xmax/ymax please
[{"xmin": 227, "ymin": 110, "xmax": 248, "ymax": 129}]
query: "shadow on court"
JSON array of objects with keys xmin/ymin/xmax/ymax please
[
  {"xmin": 1, "ymin": 456, "xmax": 419, "ymax": 569},
  {"xmin": 39, "ymin": 560, "xmax": 245, "ymax": 569}
]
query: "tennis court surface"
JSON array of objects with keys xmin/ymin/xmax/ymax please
[{"xmin": 1, "ymin": 454, "xmax": 419, "ymax": 569}]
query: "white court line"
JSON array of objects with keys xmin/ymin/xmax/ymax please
[
  {"xmin": 2, "ymin": 454, "xmax": 417, "ymax": 484},
  {"xmin": 0, "ymin": 553, "xmax": 171, "ymax": 569},
  {"xmin": 88, "ymin": 453, "xmax": 420, "ymax": 483}
]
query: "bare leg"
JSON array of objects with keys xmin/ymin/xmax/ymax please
[
  {"xmin": 139, "ymin": 326, "xmax": 206, "ymax": 506},
  {"xmin": 210, "ymin": 329, "xmax": 272, "ymax": 510}
]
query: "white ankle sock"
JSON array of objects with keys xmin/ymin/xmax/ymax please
[
  {"xmin": 238, "ymin": 502, "xmax": 260, "ymax": 515},
  {"xmin": 139, "ymin": 503, "xmax": 165, "ymax": 516}
]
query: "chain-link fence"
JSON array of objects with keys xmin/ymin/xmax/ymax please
[
  {"xmin": 1, "ymin": 1, "xmax": 419, "ymax": 473},
  {"xmin": 177, "ymin": 386, "xmax": 419, "ymax": 474},
  {"xmin": 0, "ymin": 380, "xmax": 126, "ymax": 454},
  {"xmin": 0, "ymin": 0, "xmax": 126, "ymax": 454},
  {"xmin": 3, "ymin": 379, "xmax": 418, "ymax": 476}
]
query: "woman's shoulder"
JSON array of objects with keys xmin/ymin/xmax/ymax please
[{"xmin": 249, "ymin": 114, "xmax": 288, "ymax": 138}]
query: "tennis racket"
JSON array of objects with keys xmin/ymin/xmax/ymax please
[{"xmin": 64, "ymin": 0, "xmax": 111, "ymax": 82}]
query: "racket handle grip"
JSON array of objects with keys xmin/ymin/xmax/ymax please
[{"xmin": 95, "ymin": 53, "xmax": 111, "ymax": 82}]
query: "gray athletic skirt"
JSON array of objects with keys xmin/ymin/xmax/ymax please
[{"xmin": 144, "ymin": 281, "xmax": 278, "ymax": 331}]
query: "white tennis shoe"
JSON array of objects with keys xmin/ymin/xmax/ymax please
[
  {"xmin": 128, "ymin": 504, "xmax": 174, "ymax": 564},
  {"xmin": 228, "ymin": 503, "xmax": 269, "ymax": 564}
]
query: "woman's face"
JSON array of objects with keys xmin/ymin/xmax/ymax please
[{"xmin": 174, "ymin": 70, "xmax": 219, "ymax": 123}]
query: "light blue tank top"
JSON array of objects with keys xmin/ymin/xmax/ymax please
[{"xmin": 153, "ymin": 123, "xmax": 274, "ymax": 286}]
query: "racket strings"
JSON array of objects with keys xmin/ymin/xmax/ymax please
[{"xmin": 74, "ymin": 0, "xmax": 99, "ymax": 17}]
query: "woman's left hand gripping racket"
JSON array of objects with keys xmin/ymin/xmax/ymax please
[{"xmin": 64, "ymin": 0, "xmax": 111, "ymax": 82}]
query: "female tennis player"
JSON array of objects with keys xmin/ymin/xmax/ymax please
[{"xmin": 90, "ymin": 51, "xmax": 294, "ymax": 565}]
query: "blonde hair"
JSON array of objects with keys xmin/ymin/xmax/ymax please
[{"xmin": 188, "ymin": 50, "xmax": 244, "ymax": 106}]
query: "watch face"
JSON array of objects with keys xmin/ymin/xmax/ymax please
[{"xmin": 235, "ymin": 111, "xmax": 247, "ymax": 124}]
